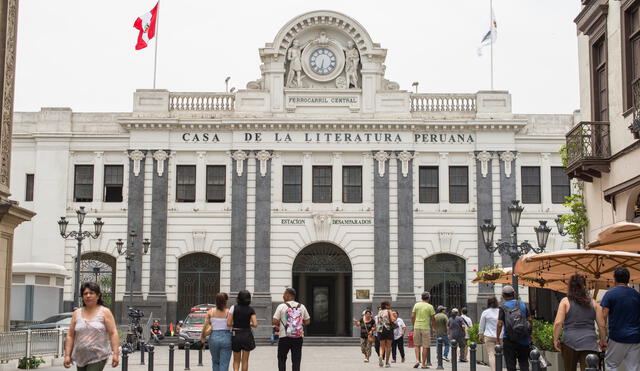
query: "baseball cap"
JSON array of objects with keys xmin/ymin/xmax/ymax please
[
  {"xmin": 436, "ymin": 305, "xmax": 444, "ymax": 312},
  {"xmin": 451, "ymin": 308, "xmax": 459, "ymax": 314},
  {"xmin": 502, "ymin": 285, "xmax": 515, "ymax": 295}
]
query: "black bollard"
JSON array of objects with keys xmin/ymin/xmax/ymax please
[
  {"xmin": 451, "ymin": 339, "xmax": 458, "ymax": 371},
  {"xmin": 436, "ymin": 336, "xmax": 444, "ymax": 370},
  {"xmin": 121, "ymin": 347, "xmax": 130, "ymax": 371},
  {"xmin": 168, "ymin": 344, "xmax": 175, "ymax": 371},
  {"xmin": 495, "ymin": 345, "xmax": 503, "ymax": 371},
  {"xmin": 147, "ymin": 345, "xmax": 155, "ymax": 371},
  {"xmin": 184, "ymin": 342, "xmax": 191, "ymax": 370},
  {"xmin": 470, "ymin": 342, "xmax": 476, "ymax": 371},
  {"xmin": 197, "ymin": 343, "xmax": 203, "ymax": 366},
  {"xmin": 530, "ymin": 348, "xmax": 541, "ymax": 371},
  {"xmin": 585, "ymin": 354, "xmax": 599, "ymax": 371},
  {"xmin": 140, "ymin": 340, "xmax": 145, "ymax": 365}
]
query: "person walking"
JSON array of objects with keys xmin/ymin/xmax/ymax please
[
  {"xmin": 204, "ymin": 292, "xmax": 232, "ymax": 371},
  {"xmin": 447, "ymin": 308, "xmax": 467, "ymax": 362},
  {"xmin": 272, "ymin": 288, "xmax": 310, "ymax": 371},
  {"xmin": 460, "ymin": 307, "xmax": 472, "ymax": 362},
  {"xmin": 376, "ymin": 301, "xmax": 397, "ymax": 368},
  {"xmin": 391, "ymin": 311, "xmax": 406, "ymax": 363},
  {"xmin": 63, "ymin": 282, "xmax": 120, "ymax": 370},
  {"xmin": 353, "ymin": 309, "xmax": 376, "ymax": 362},
  {"xmin": 434, "ymin": 306, "xmax": 450, "ymax": 362},
  {"xmin": 227, "ymin": 290, "xmax": 257, "ymax": 371},
  {"xmin": 496, "ymin": 285, "xmax": 532, "ymax": 371},
  {"xmin": 479, "ymin": 297, "xmax": 500, "ymax": 371},
  {"xmin": 601, "ymin": 267, "xmax": 640, "ymax": 371},
  {"xmin": 553, "ymin": 274, "xmax": 606, "ymax": 371},
  {"xmin": 411, "ymin": 292, "xmax": 436, "ymax": 369}
]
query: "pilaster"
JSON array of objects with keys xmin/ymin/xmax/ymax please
[
  {"xmin": 149, "ymin": 150, "xmax": 169, "ymax": 303},
  {"xmin": 499, "ymin": 151, "xmax": 517, "ymax": 267},
  {"xmin": 230, "ymin": 150, "xmax": 248, "ymax": 292},
  {"xmin": 125, "ymin": 150, "xmax": 146, "ymax": 302},
  {"xmin": 396, "ymin": 151, "xmax": 414, "ymax": 296},
  {"xmin": 373, "ymin": 150, "xmax": 390, "ymax": 300},
  {"xmin": 438, "ymin": 153, "xmax": 450, "ymax": 211},
  {"xmin": 475, "ymin": 151, "xmax": 494, "ymax": 301}
]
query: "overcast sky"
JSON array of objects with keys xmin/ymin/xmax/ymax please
[{"xmin": 14, "ymin": 1, "xmax": 581, "ymax": 114}]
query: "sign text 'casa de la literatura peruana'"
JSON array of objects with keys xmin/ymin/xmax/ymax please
[{"xmin": 180, "ymin": 132, "xmax": 476, "ymax": 144}]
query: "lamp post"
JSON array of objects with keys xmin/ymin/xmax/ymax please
[
  {"xmin": 116, "ymin": 230, "xmax": 150, "ymax": 310},
  {"xmin": 479, "ymin": 200, "xmax": 560, "ymax": 297},
  {"xmin": 58, "ymin": 206, "xmax": 104, "ymax": 308},
  {"xmin": 412, "ymin": 81, "xmax": 419, "ymax": 94}
]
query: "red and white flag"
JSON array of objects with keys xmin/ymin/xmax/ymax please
[{"xmin": 133, "ymin": 3, "xmax": 158, "ymax": 50}]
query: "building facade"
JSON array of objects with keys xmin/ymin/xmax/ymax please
[{"xmin": 11, "ymin": 10, "xmax": 573, "ymax": 335}]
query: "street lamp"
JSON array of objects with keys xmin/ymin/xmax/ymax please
[
  {"xmin": 479, "ymin": 200, "xmax": 560, "ymax": 297},
  {"xmin": 412, "ymin": 81, "xmax": 419, "ymax": 94},
  {"xmin": 116, "ymin": 230, "xmax": 150, "ymax": 310},
  {"xmin": 225, "ymin": 76, "xmax": 231, "ymax": 93},
  {"xmin": 58, "ymin": 206, "xmax": 104, "ymax": 307}
]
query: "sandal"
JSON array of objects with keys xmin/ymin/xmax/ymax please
[{"xmin": 413, "ymin": 362, "xmax": 420, "ymax": 368}]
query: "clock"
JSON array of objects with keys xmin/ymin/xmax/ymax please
[
  {"xmin": 301, "ymin": 40, "xmax": 345, "ymax": 82},
  {"xmin": 309, "ymin": 48, "xmax": 337, "ymax": 75}
]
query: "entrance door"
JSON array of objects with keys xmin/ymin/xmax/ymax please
[
  {"xmin": 424, "ymin": 254, "xmax": 466, "ymax": 310},
  {"xmin": 80, "ymin": 252, "xmax": 116, "ymax": 311},
  {"xmin": 177, "ymin": 253, "xmax": 220, "ymax": 320}
]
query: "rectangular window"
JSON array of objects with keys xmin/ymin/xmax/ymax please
[
  {"xmin": 623, "ymin": 2, "xmax": 640, "ymax": 110},
  {"xmin": 312, "ymin": 166, "xmax": 332, "ymax": 203},
  {"xmin": 521, "ymin": 167, "xmax": 541, "ymax": 204},
  {"xmin": 206, "ymin": 165, "xmax": 226, "ymax": 202},
  {"xmin": 342, "ymin": 166, "xmax": 362, "ymax": 203},
  {"xmin": 449, "ymin": 166, "xmax": 468, "ymax": 204},
  {"xmin": 551, "ymin": 167, "xmax": 571, "ymax": 204},
  {"xmin": 592, "ymin": 35, "xmax": 608, "ymax": 121},
  {"xmin": 74, "ymin": 165, "xmax": 94, "ymax": 202},
  {"xmin": 419, "ymin": 166, "xmax": 439, "ymax": 203},
  {"xmin": 103, "ymin": 165, "xmax": 124, "ymax": 202},
  {"xmin": 25, "ymin": 174, "xmax": 34, "ymax": 202},
  {"xmin": 282, "ymin": 166, "xmax": 302, "ymax": 203},
  {"xmin": 176, "ymin": 165, "xmax": 196, "ymax": 202}
]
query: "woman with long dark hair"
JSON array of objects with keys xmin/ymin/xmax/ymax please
[
  {"xmin": 205, "ymin": 292, "xmax": 232, "ymax": 371},
  {"xmin": 64, "ymin": 282, "xmax": 120, "ymax": 370},
  {"xmin": 227, "ymin": 290, "xmax": 257, "ymax": 371},
  {"xmin": 479, "ymin": 297, "xmax": 500, "ymax": 371},
  {"xmin": 553, "ymin": 274, "xmax": 607, "ymax": 371},
  {"xmin": 376, "ymin": 301, "xmax": 397, "ymax": 368}
]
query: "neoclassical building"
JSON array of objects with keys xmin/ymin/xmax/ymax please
[{"xmin": 11, "ymin": 10, "xmax": 574, "ymax": 335}]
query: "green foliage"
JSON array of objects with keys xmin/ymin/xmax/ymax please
[
  {"xmin": 476, "ymin": 264, "xmax": 503, "ymax": 281},
  {"xmin": 559, "ymin": 144, "xmax": 568, "ymax": 168},
  {"xmin": 561, "ymin": 194, "xmax": 589, "ymax": 248},
  {"xmin": 118, "ymin": 329, "xmax": 127, "ymax": 343},
  {"xmin": 532, "ymin": 320, "xmax": 556, "ymax": 352},
  {"xmin": 467, "ymin": 323, "xmax": 480, "ymax": 344},
  {"xmin": 18, "ymin": 356, "xmax": 45, "ymax": 369}
]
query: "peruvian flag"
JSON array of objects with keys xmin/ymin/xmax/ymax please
[{"xmin": 133, "ymin": 3, "xmax": 158, "ymax": 50}]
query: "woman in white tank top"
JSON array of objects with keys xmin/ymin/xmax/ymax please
[{"xmin": 205, "ymin": 293, "xmax": 232, "ymax": 371}]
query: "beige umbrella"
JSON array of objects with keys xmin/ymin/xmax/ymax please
[
  {"xmin": 472, "ymin": 267, "xmax": 609, "ymax": 292},
  {"xmin": 586, "ymin": 222, "xmax": 640, "ymax": 251}
]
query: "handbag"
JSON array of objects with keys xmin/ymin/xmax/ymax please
[
  {"xmin": 200, "ymin": 320, "xmax": 212, "ymax": 342},
  {"xmin": 365, "ymin": 321, "xmax": 375, "ymax": 343}
]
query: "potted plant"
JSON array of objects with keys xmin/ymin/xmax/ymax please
[
  {"xmin": 18, "ymin": 356, "xmax": 45, "ymax": 369},
  {"xmin": 466, "ymin": 323, "xmax": 486, "ymax": 364},
  {"xmin": 532, "ymin": 319, "xmax": 563, "ymax": 371},
  {"xmin": 476, "ymin": 264, "xmax": 503, "ymax": 282}
]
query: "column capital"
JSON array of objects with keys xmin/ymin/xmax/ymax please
[{"xmin": 255, "ymin": 150, "xmax": 272, "ymax": 177}]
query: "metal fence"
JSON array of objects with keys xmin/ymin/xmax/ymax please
[{"xmin": 0, "ymin": 329, "xmax": 65, "ymax": 362}]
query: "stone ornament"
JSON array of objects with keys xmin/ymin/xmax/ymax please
[
  {"xmin": 345, "ymin": 40, "xmax": 360, "ymax": 88},
  {"xmin": 153, "ymin": 150, "xmax": 169, "ymax": 177},
  {"xmin": 499, "ymin": 151, "xmax": 516, "ymax": 178},
  {"xmin": 232, "ymin": 150, "xmax": 248, "ymax": 177},
  {"xmin": 398, "ymin": 151, "xmax": 413, "ymax": 178},
  {"xmin": 373, "ymin": 151, "xmax": 389, "ymax": 177},
  {"xmin": 313, "ymin": 212, "xmax": 333, "ymax": 241},
  {"xmin": 477, "ymin": 151, "xmax": 492, "ymax": 178},
  {"xmin": 128, "ymin": 150, "xmax": 146, "ymax": 177},
  {"xmin": 438, "ymin": 230, "xmax": 453, "ymax": 251},
  {"xmin": 192, "ymin": 231, "xmax": 206, "ymax": 251},
  {"xmin": 255, "ymin": 150, "xmax": 272, "ymax": 177},
  {"xmin": 286, "ymin": 39, "xmax": 304, "ymax": 88},
  {"xmin": 335, "ymin": 77, "xmax": 347, "ymax": 89}
]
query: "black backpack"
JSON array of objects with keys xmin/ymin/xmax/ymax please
[{"xmin": 501, "ymin": 300, "xmax": 531, "ymax": 341}]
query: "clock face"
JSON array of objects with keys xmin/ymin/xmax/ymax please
[{"xmin": 309, "ymin": 48, "xmax": 337, "ymax": 75}]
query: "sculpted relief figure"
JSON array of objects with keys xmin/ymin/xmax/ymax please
[
  {"xmin": 345, "ymin": 41, "xmax": 360, "ymax": 88},
  {"xmin": 286, "ymin": 39, "xmax": 303, "ymax": 88}
]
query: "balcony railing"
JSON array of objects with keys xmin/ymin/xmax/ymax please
[
  {"xmin": 169, "ymin": 92, "xmax": 235, "ymax": 111},
  {"xmin": 565, "ymin": 121, "xmax": 610, "ymax": 181},
  {"xmin": 410, "ymin": 94, "xmax": 476, "ymax": 113},
  {"xmin": 631, "ymin": 80, "xmax": 640, "ymax": 139}
]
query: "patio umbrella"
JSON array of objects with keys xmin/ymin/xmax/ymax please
[
  {"xmin": 586, "ymin": 222, "xmax": 640, "ymax": 251},
  {"xmin": 472, "ymin": 268, "xmax": 608, "ymax": 292}
]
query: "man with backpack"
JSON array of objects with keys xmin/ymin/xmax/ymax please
[
  {"xmin": 272, "ymin": 288, "xmax": 311, "ymax": 371},
  {"xmin": 496, "ymin": 285, "xmax": 532, "ymax": 371}
]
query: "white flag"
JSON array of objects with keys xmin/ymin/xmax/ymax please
[{"xmin": 477, "ymin": 11, "xmax": 497, "ymax": 56}]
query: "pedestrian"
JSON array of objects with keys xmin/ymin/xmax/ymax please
[
  {"xmin": 434, "ymin": 306, "xmax": 450, "ymax": 362},
  {"xmin": 495, "ymin": 285, "xmax": 532, "ymax": 371},
  {"xmin": 479, "ymin": 297, "xmax": 500, "ymax": 371},
  {"xmin": 204, "ymin": 292, "xmax": 232, "ymax": 371},
  {"xmin": 376, "ymin": 301, "xmax": 397, "ymax": 368},
  {"xmin": 176, "ymin": 320, "xmax": 184, "ymax": 335},
  {"xmin": 553, "ymin": 274, "xmax": 606, "ymax": 371},
  {"xmin": 411, "ymin": 291, "xmax": 436, "ymax": 369},
  {"xmin": 601, "ymin": 267, "xmax": 640, "ymax": 371},
  {"xmin": 353, "ymin": 309, "xmax": 376, "ymax": 362},
  {"xmin": 63, "ymin": 282, "xmax": 120, "ymax": 370},
  {"xmin": 391, "ymin": 310, "xmax": 406, "ymax": 363},
  {"xmin": 447, "ymin": 308, "xmax": 467, "ymax": 362},
  {"xmin": 460, "ymin": 307, "xmax": 472, "ymax": 362},
  {"xmin": 150, "ymin": 319, "xmax": 164, "ymax": 344},
  {"xmin": 272, "ymin": 288, "xmax": 310, "ymax": 371},
  {"xmin": 373, "ymin": 307, "xmax": 381, "ymax": 361},
  {"xmin": 227, "ymin": 290, "xmax": 257, "ymax": 371}
]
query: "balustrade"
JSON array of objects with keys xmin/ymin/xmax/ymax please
[
  {"xmin": 169, "ymin": 93, "xmax": 235, "ymax": 111},
  {"xmin": 410, "ymin": 94, "xmax": 476, "ymax": 113}
]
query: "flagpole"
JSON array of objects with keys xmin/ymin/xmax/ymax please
[
  {"xmin": 490, "ymin": 0, "xmax": 494, "ymax": 90},
  {"xmin": 153, "ymin": 1, "xmax": 160, "ymax": 89}
]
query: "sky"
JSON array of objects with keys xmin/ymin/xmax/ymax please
[{"xmin": 14, "ymin": 1, "xmax": 582, "ymax": 115}]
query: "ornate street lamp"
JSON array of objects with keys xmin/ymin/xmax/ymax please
[
  {"xmin": 116, "ymin": 230, "xmax": 150, "ymax": 310},
  {"xmin": 479, "ymin": 200, "xmax": 562, "ymax": 296},
  {"xmin": 58, "ymin": 206, "xmax": 103, "ymax": 307}
]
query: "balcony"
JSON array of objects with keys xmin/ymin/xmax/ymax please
[
  {"xmin": 565, "ymin": 121, "xmax": 611, "ymax": 182},
  {"xmin": 631, "ymin": 80, "xmax": 640, "ymax": 139}
]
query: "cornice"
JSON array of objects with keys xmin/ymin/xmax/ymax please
[{"xmin": 575, "ymin": 0, "xmax": 608, "ymax": 35}]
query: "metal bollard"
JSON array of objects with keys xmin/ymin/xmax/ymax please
[
  {"xmin": 147, "ymin": 345, "xmax": 155, "ymax": 371},
  {"xmin": 530, "ymin": 348, "xmax": 541, "ymax": 371},
  {"xmin": 495, "ymin": 345, "xmax": 503, "ymax": 371},
  {"xmin": 184, "ymin": 342, "xmax": 191, "ymax": 370},
  {"xmin": 168, "ymin": 344, "xmax": 175, "ymax": 371},
  {"xmin": 451, "ymin": 339, "xmax": 458, "ymax": 371},
  {"xmin": 197, "ymin": 344, "xmax": 203, "ymax": 366},
  {"xmin": 140, "ymin": 340, "xmax": 145, "ymax": 365},
  {"xmin": 470, "ymin": 342, "xmax": 476, "ymax": 371},
  {"xmin": 436, "ymin": 336, "xmax": 444, "ymax": 370},
  {"xmin": 121, "ymin": 347, "xmax": 130, "ymax": 371},
  {"xmin": 585, "ymin": 354, "xmax": 599, "ymax": 371}
]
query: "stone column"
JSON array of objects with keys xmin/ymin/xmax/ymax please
[
  {"xmin": 475, "ymin": 151, "xmax": 495, "ymax": 316},
  {"xmin": 395, "ymin": 151, "xmax": 415, "ymax": 319},
  {"xmin": 125, "ymin": 150, "xmax": 147, "ymax": 313},
  {"xmin": 372, "ymin": 151, "xmax": 391, "ymax": 303},
  {"xmin": 230, "ymin": 150, "xmax": 248, "ymax": 292},
  {"xmin": 148, "ymin": 150, "xmax": 169, "ymax": 318},
  {"xmin": 499, "ymin": 151, "xmax": 517, "ymax": 267},
  {"xmin": 253, "ymin": 150, "xmax": 272, "ymax": 337}
]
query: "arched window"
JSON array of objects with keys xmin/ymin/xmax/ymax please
[{"xmin": 424, "ymin": 254, "xmax": 466, "ymax": 310}]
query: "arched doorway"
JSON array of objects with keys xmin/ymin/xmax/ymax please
[
  {"xmin": 292, "ymin": 243, "xmax": 352, "ymax": 336},
  {"xmin": 424, "ymin": 254, "xmax": 466, "ymax": 310},
  {"xmin": 177, "ymin": 253, "xmax": 220, "ymax": 320},
  {"xmin": 80, "ymin": 252, "xmax": 116, "ymax": 311}
]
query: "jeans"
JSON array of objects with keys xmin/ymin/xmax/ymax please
[
  {"xmin": 278, "ymin": 337, "xmax": 303, "ymax": 371},
  {"xmin": 392, "ymin": 337, "xmax": 405, "ymax": 361},
  {"xmin": 437, "ymin": 335, "xmax": 450, "ymax": 358},
  {"xmin": 503, "ymin": 338, "xmax": 530, "ymax": 371},
  {"xmin": 208, "ymin": 330, "xmax": 232, "ymax": 371}
]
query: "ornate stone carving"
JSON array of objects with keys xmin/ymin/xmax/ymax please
[
  {"xmin": 477, "ymin": 151, "xmax": 492, "ymax": 178},
  {"xmin": 313, "ymin": 212, "xmax": 333, "ymax": 241},
  {"xmin": 335, "ymin": 76, "xmax": 347, "ymax": 89},
  {"xmin": 286, "ymin": 39, "xmax": 304, "ymax": 88},
  {"xmin": 345, "ymin": 40, "xmax": 360, "ymax": 89},
  {"xmin": 192, "ymin": 231, "xmax": 206, "ymax": 251},
  {"xmin": 383, "ymin": 79, "xmax": 400, "ymax": 91},
  {"xmin": 439, "ymin": 230, "xmax": 453, "ymax": 251},
  {"xmin": 255, "ymin": 150, "xmax": 272, "ymax": 177},
  {"xmin": 153, "ymin": 150, "xmax": 169, "ymax": 177},
  {"xmin": 499, "ymin": 151, "xmax": 516, "ymax": 178},
  {"xmin": 246, "ymin": 78, "xmax": 263, "ymax": 90},
  {"xmin": 128, "ymin": 150, "xmax": 145, "ymax": 177},
  {"xmin": 398, "ymin": 151, "xmax": 413, "ymax": 177},
  {"xmin": 0, "ymin": 0, "xmax": 18, "ymax": 197},
  {"xmin": 373, "ymin": 151, "xmax": 389, "ymax": 177},
  {"xmin": 232, "ymin": 150, "xmax": 248, "ymax": 177}
]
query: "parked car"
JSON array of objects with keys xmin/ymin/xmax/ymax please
[
  {"xmin": 177, "ymin": 305, "xmax": 215, "ymax": 349},
  {"xmin": 18, "ymin": 313, "xmax": 73, "ymax": 330}
]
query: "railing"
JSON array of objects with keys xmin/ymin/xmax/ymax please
[
  {"xmin": 0, "ymin": 329, "xmax": 65, "ymax": 362},
  {"xmin": 169, "ymin": 92, "xmax": 235, "ymax": 111},
  {"xmin": 565, "ymin": 121, "xmax": 611, "ymax": 168},
  {"xmin": 410, "ymin": 93, "xmax": 476, "ymax": 113},
  {"xmin": 631, "ymin": 79, "xmax": 640, "ymax": 138}
]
